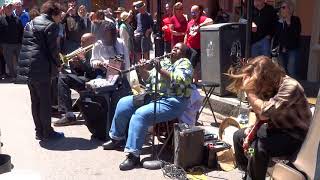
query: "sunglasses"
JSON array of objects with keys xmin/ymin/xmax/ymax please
[{"xmin": 191, "ymin": 11, "xmax": 198, "ymax": 16}]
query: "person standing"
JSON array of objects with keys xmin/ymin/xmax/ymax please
[
  {"xmin": 78, "ymin": 5, "xmax": 91, "ymax": 33},
  {"xmin": 162, "ymin": 3, "xmax": 172, "ymax": 53},
  {"xmin": 169, "ymin": 2, "xmax": 187, "ymax": 47},
  {"xmin": 274, "ymin": 0, "xmax": 301, "ymax": 79},
  {"xmin": 133, "ymin": 1, "xmax": 153, "ymax": 60},
  {"xmin": 184, "ymin": 5, "xmax": 213, "ymax": 82},
  {"xmin": 61, "ymin": 0, "xmax": 86, "ymax": 53},
  {"xmin": 0, "ymin": 2, "xmax": 24, "ymax": 80},
  {"xmin": 251, "ymin": 0, "xmax": 278, "ymax": 57},
  {"xmin": 18, "ymin": 1, "xmax": 64, "ymax": 140},
  {"xmin": 119, "ymin": 11, "xmax": 134, "ymax": 65},
  {"xmin": 14, "ymin": 1, "xmax": 30, "ymax": 28}
]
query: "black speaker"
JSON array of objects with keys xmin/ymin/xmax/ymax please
[
  {"xmin": 200, "ymin": 23, "xmax": 246, "ymax": 96},
  {"xmin": 174, "ymin": 123, "xmax": 204, "ymax": 170}
]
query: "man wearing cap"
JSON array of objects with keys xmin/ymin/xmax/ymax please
[
  {"xmin": 133, "ymin": 1, "xmax": 153, "ymax": 61},
  {"xmin": 0, "ymin": 1, "xmax": 24, "ymax": 80},
  {"xmin": 114, "ymin": 7, "xmax": 125, "ymax": 30}
]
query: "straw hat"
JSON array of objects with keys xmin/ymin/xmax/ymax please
[
  {"xmin": 120, "ymin": 11, "xmax": 130, "ymax": 22},
  {"xmin": 133, "ymin": 1, "xmax": 145, "ymax": 10}
]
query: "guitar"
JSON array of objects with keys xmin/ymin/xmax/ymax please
[{"xmin": 243, "ymin": 119, "xmax": 268, "ymax": 152}]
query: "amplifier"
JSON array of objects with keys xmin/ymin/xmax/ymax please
[{"xmin": 174, "ymin": 123, "xmax": 204, "ymax": 170}]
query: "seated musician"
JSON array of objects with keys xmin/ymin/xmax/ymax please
[
  {"xmin": 102, "ymin": 42, "xmax": 193, "ymax": 171},
  {"xmin": 54, "ymin": 33, "xmax": 97, "ymax": 126},
  {"xmin": 55, "ymin": 20, "xmax": 129, "ymax": 126},
  {"xmin": 90, "ymin": 20, "xmax": 130, "ymax": 79},
  {"xmin": 229, "ymin": 56, "xmax": 311, "ymax": 180}
]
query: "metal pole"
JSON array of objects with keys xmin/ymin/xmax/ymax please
[
  {"xmin": 154, "ymin": 0, "xmax": 164, "ymax": 57},
  {"xmin": 146, "ymin": 0, "xmax": 150, "ymax": 13},
  {"xmin": 245, "ymin": 0, "xmax": 253, "ymax": 59}
]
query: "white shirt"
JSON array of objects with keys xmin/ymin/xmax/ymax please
[{"xmin": 90, "ymin": 38, "xmax": 130, "ymax": 79}]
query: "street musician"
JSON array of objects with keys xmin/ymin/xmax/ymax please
[
  {"xmin": 229, "ymin": 56, "xmax": 311, "ymax": 180},
  {"xmin": 54, "ymin": 20, "xmax": 130, "ymax": 126},
  {"xmin": 90, "ymin": 20, "xmax": 130, "ymax": 79},
  {"xmin": 102, "ymin": 43, "xmax": 193, "ymax": 171},
  {"xmin": 54, "ymin": 33, "xmax": 97, "ymax": 126}
]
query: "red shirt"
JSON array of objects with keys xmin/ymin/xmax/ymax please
[
  {"xmin": 186, "ymin": 16, "xmax": 207, "ymax": 49},
  {"xmin": 162, "ymin": 17, "xmax": 172, "ymax": 42},
  {"xmin": 170, "ymin": 15, "xmax": 188, "ymax": 46}
]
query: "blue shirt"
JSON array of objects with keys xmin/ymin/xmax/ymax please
[
  {"xmin": 14, "ymin": 10, "xmax": 30, "ymax": 27},
  {"xmin": 135, "ymin": 12, "xmax": 153, "ymax": 34}
]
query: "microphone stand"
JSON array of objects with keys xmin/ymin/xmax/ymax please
[{"xmin": 142, "ymin": 56, "xmax": 164, "ymax": 170}]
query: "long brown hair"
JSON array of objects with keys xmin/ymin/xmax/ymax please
[{"xmin": 227, "ymin": 56, "xmax": 286, "ymax": 100}]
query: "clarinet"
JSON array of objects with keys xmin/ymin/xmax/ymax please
[{"xmin": 121, "ymin": 53, "xmax": 173, "ymax": 74}]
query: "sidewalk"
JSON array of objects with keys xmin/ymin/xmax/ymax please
[{"xmin": 0, "ymin": 82, "xmax": 242, "ymax": 180}]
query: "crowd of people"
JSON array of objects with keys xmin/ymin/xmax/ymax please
[{"xmin": 0, "ymin": 0, "xmax": 311, "ymax": 178}]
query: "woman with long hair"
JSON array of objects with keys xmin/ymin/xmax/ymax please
[
  {"xmin": 274, "ymin": 0, "xmax": 301, "ymax": 79},
  {"xmin": 230, "ymin": 56, "xmax": 311, "ymax": 180},
  {"xmin": 169, "ymin": 2, "xmax": 188, "ymax": 47}
]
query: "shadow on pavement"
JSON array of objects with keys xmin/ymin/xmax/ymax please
[{"xmin": 39, "ymin": 137, "xmax": 101, "ymax": 151}]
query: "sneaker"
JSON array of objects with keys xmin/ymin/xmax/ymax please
[
  {"xmin": 42, "ymin": 131, "xmax": 64, "ymax": 140},
  {"xmin": 53, "ymin": 116, "xmax": 77, "ymax": 127}
]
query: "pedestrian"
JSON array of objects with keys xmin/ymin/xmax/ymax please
[
  {"xmin": 251, "ymin": 0, "xmax": 278, "ymax": 57},
  {"xmin": 133, "ymin": 1, "xmax": 153, "ymax": 60},
  {"xmin": 162, "ymin": 3, "xmax": 172, "ymax": 53},
  {"xmin": 169, "ymin": 2, "xmax": 187, "ymax": 47},
  {"xmin": 0, "ymin": 1, "xmax": 24, "ymax": 80},
  {"xmin": 274, "ymin": 0, "xmax": 301, "ymax": 79},
  {"xmin": 18, "ymin": 0, "xmax": 64, "ymax": 140},
  {"xmin": 184, "ymin": 5, "xmax": 213, "ymax": 83},
  {"xmin": 61, "ymin": 0, "xmax": 86, "ymax": 53}
]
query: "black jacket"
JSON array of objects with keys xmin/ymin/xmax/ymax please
[
  {"xmin": 274, "ymin": 16, "xmax": 301, "ymax": 50},
  {"xmin": 17, "ymin": 14, "xmax": 61, "ymax": 82},
  {"xmin": 0, "ymin": 14, "xmax": 24, "ymax": 44},
  {"xmin": 252, "ymin": 4, "xmax": 278, "ymax": 43}
]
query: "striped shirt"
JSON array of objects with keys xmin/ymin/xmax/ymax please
[{"xmin": 261, "ymin": 76, "xmax": 312, "ymax": 140}]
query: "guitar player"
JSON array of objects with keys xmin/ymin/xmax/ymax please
[
  {"xmin": 184, "ymin": 5, "xmax": 213, "ymax": 83},
  {"xmin": 229, "ymin": 56, "xmax": 311, "ymax": 180}
]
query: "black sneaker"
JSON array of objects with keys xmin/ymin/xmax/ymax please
[
  {"xmin": 53, "ymin": 116, "xmax": 77, "ymax": 127},
  {"xmin": 42, "ymin": 131, "xmax": 64, "ymax": 140}
]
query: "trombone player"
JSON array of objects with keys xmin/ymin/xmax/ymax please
[{"xmin": 54, "ymin": 33, "xmax": 97, "ymax": 126}]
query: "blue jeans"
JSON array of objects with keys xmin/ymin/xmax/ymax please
[
  {"xmin": 279, "ymin": 49, "xmax": 300, "ymax": 79},
  {"xmin": 251, "ymin": 37, "xmax": 271, "ymax": 57},
  {"xmin": 109, "ymin": 95, "xmax": 188, "ymax": 156}
]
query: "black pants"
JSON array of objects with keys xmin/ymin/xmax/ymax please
[
  {"xmin": 0, "ymin": 47, "xmax": 5, "ymax": 76},
  {"xmin": 58, "ymin": 73, "xmax": 88, "ymax": 113},
  {"xmin": 164, "ymin": 41, "xmax": 171, "ymax": 53},
  {"xmin": 189, "ymin": 48, "xmax": 201, "ymax": 68},
  {"xmin": 233, "ymin": 128, "xmax": 303, "ymax": 180},
  {"xmin": 28, "ymin": 80, "xmax": 54, "ymax": 138}
]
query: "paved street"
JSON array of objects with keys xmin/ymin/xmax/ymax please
[{"xmin": 0, "ymin": 82, "xmax": 242, "ymax": 180}]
